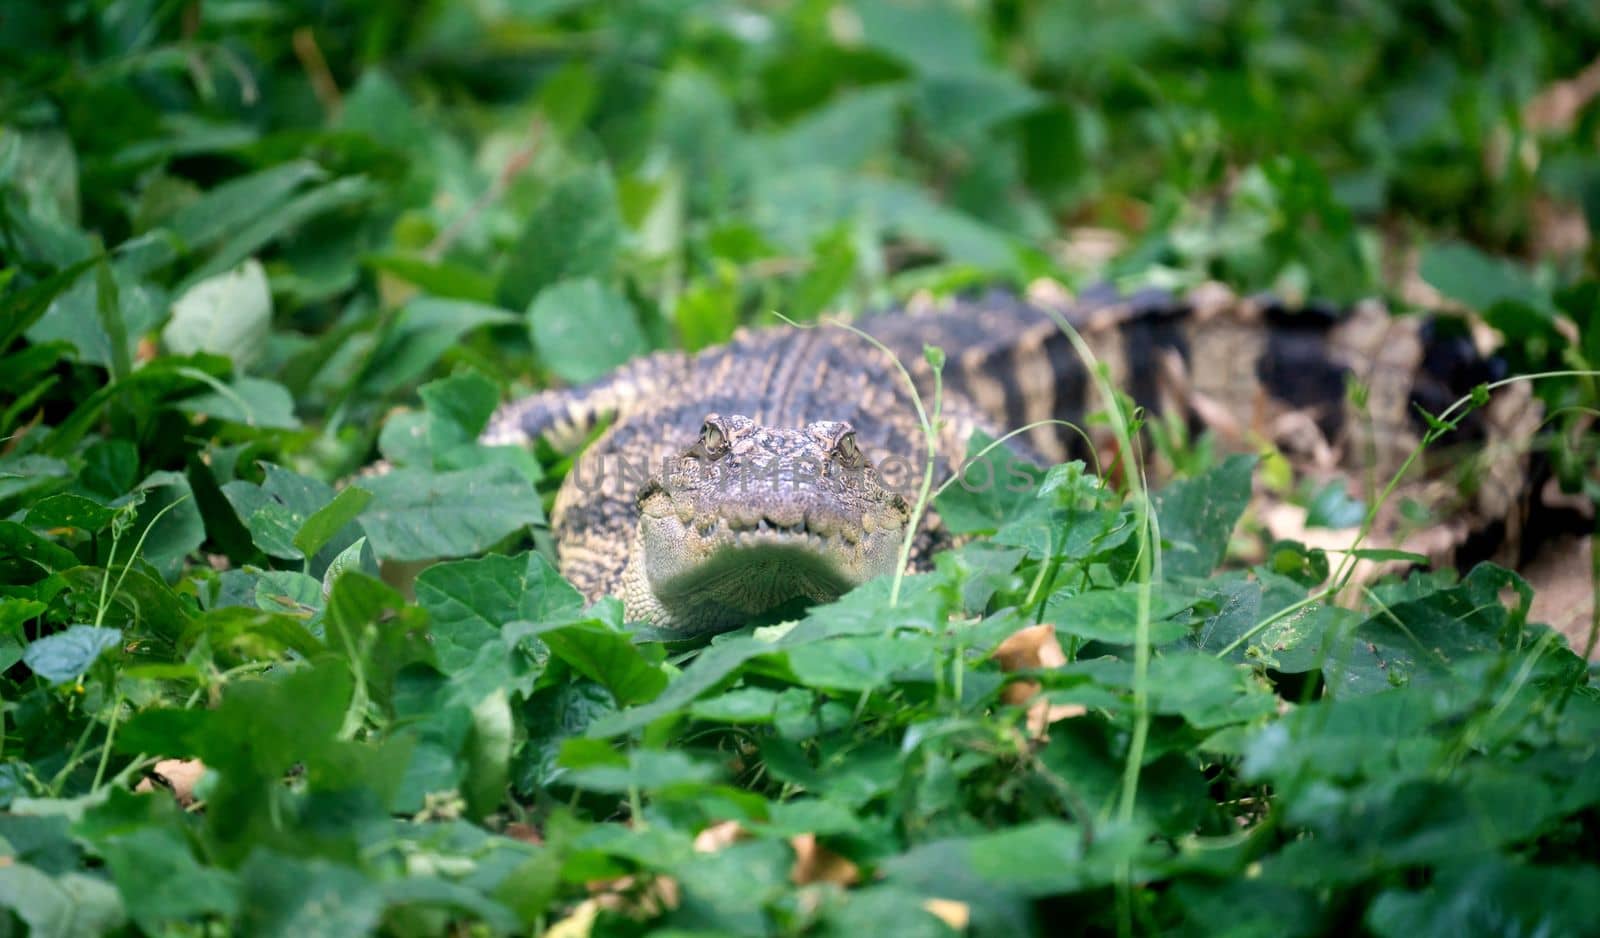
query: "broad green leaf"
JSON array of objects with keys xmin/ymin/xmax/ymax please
[
  {"xmin": 254, "ymin": 571, "xmax": 323, "ymax": 619},
  {"xmin": 588, "ymin": 636, "xmax": 774, "ymax": 738},
  {"xmin": 0, "ymin": 454, "xmax": 74, "ymax": 505},
  {"xmin": 221, "ymin": 464, "xmax": 336, "ymax": 561},
  {"xmin": 184, "ymin": 176, "xmax": 377, "ymax": 287},
  {"xmin": 0, "ymin": 520, "xmax": 81, "ymax": 579},
  {"xmin": 782, "ymin": 634, "xmax": 939, "ymax": 693},
  {"xmin": 357, "ymin": 465, "xmax": 543, "ymax": 562},
  {"xmin": 414, "ymin": 552, "xmax": 581, "ymax": 673},
  {"xmin": 0, "ymin": 864, "xmax": 126, "ymax": 938},
  {"xmin": 1153, "ymin": 454, "xmax": 1256, "ymax": 579},
  {"xmin": 497, "ymin": 167, "xmax": 623, "ymax": 309},
  {"xmin": 174, "ymin": 376, "xmax": 300, "ymax": 429},
  {"xmin": 416, "ymin": 367, "xmax": 500, "ymax": 445},
  {"xmin": 167, "ymin": 161, "xmax": 325, "ymax": 251},
  {"xmin": 292, "ymin": 486, "xmax": 371, "ymax": 560},
  {"xmin": 365, "ymin": 253, "xmax": 496, "ymax": 303},
  {"xmin": 527, "ymin": 278, "xmax": 647, "ymax": 384},
  {"xmin": 320, "ymin": 536, "xmax": 378, "ymax": 599},
  {"xmin": 162, "ymin": 259, "xmax": 273, "ymax": 369},
  {"xmin": 1044, "ymin": 584, "xmax": 1190, "ymax": 645},
  {"xmin": 854, "ymin": 0, "xmax": 988, "ymax": 75},
  {"xmin": 94, "ymin": 826, "xmax": 239, "ymax": 929},
  {"xmin": 236, "ymin": 849, "xmax": 384, "ymax": 938},
  {"xmin": 560, "ymin": 748, "xmax": 720, "ymax": 794},
  {"xmin": 1419, "ymin": 241, "xmax": 1550, "ymax": 323},
  {"xmin": 23, "ymin": 625, "xmax": 121, "ymax": 684},
  {"xmin": 1304, "ymin": 479, "xmax": 1366, "ymax": 529},
  {"xmin": 507, "ymin": 614, "xmax": 668, "ymax": 707},
  {"xmin": 1367, "ymin": 860, "xmax": 1600, "ymax": 938},
  {"xmin": 24, "ymin": 494, "xmax": 119, "ymax": 532},
  {"xmin": 360, "ymin": 297, "xmax": 518, "ymax": 397}
]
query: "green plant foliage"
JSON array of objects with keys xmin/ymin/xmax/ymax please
[{"xmin": 0, "ymin": 1, "xmax": 1597, "ymax": 936}]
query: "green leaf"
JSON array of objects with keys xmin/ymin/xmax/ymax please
[
  {"xmin": 561, "ymin": 747, "xmax": 720, "ymax": 794},
  {"xmin": 854, "ymin": 0, "xmax": 988, "ymax": 75},
  {"xmin": 168, "ymin": 161, "xmax": 325, "ymax": 251},
  {"xmin": 221, "ymin": 464, "xmax": 336, "ymax": 561},
  {"xmin": 183, "ymin": 175, "xmax": 377, "ymax": 287},
  {"xmin": 1153, "ymin": 454, "xmax": 1256, "ymax": 579},
  {"xmin": 507, "ymin": 614, "xmax": 668, "ymax": 707},
  {"xmin": 588, "ymin": 636, "xmax": 774, "ymax": 738},
  {"xmin": 417, "ymin": 368, "xmax": 500, "ymax": 445},
  {"xmin": 782, "ymin": 634, "xmax": 939, "ymax": 693},
  {"xmin": 365, "ymin": 253, "xmax": 497, "ymax": 303},
  {"xmin": 0, "ymin": 864, "xmax": 126, "ymax": 937},
  {"xmin": 321, "ymin": 536, "xmax": 378, "ymax": 599},
  {"xmin": 935, "ymin": 432, "xmax": 1043, "ymax": 535},
  {"xmin": 162, "ymin": 258, "xmax": 273, "ymax": 369},
  {"xmin": 0, "ymin": 256, "xmax": 99, "ymax": 351},
  {"xmin": 1366, "ymin": 860, "xmax": 1600, "ymax": 938},
  {"xmin": 356, "ymin": 464, "xmax": 543, "ymax": 562},
  {"xmin": 1419, "ymin": 241, "xmax": 1551, "ymax": 325},
  {"xmin": 93, "ymin": 257, "xmax": 131, "ymax": 384},
  {"xmin": 527, "ymin": 278, "xmax": 647, "ymax": 384},
  {"xmin": 174, "ymin": 376, "xmax": 300, "ymax": 429},
  {"xmin": 0, "ymin": 453, "xmax": 73, "ymax": 505},
  {"xmin": 0, "ymin": 519, "xmax": 81, "ymax": 578},
  {"xmin": 414, "ymin": 551, "xmax": 582, "ymax": 673},
  {"xmin": 292, "ymin": 486, "xmax": 371, "ymax": 560},
  {"xmin": 23, "ymin": 625, "xmax": 122, "ymax": 684},
  {"xmin": 360, "ymin": 297, "xmax": 518, "ymax": 397},
  {"xmin": 236, "ymin": 849, "xmax": 383, "ymax": 938},
  {"xmin": 1045, "ymin": 584, "xmax": 1191, "ymax": 645},
  {"xmin": 497, "ymin": 168, "xmax": 623, "ymax": 309},
  {"xmin": 1304, "ymin": 480, "xmax": 1366, "ymax": 529},
  {"xmin": 24, "ymin": 494, "xmax": 119, "ymax": 533},
  {"xmin": 93, "ymin": 825, "xmax": 240, "ymax": 928}
]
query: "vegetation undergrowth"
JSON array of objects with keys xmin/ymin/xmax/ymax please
[{"xmin": 2, "ymin": 2, "xmax": 1599, "ymax": 936}]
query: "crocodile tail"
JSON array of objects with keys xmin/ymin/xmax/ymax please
[{"xmin": 862, "ymin": 281, "xmax": 1534, "ymax": 543}]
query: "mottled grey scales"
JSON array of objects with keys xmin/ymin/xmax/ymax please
[{"xmin": 482, "ymin": 281, "xmax": 1531, "ymax": 634}]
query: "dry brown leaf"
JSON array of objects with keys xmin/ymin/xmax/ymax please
[
  {"xmin": 1522, "ymin": 534, "xmax": 1598, "ymax": 660},
  {"xmin": 545, "ymin": 898, "xmax": 599, "ymax": 938},
  {"xmin": 992, "ymin": 624, "xmax": 1083, "ymax": 738},
  {"xmin": 133, "ymin": 758, "xmax": 206, "ymax": 806},
  {"xmin": 993, "ymin": 624, "xmax": 1067, "ymax": 672},
  {"xmin": 922, "ymin": 898, "xmax": 971, "ymax": 930},
  {"xmin": 585, "ymin": 874, "xmax": 680, "ymax": 918},
  {"xmin": 789, "ymin": 833, "xmax": 861, "ymax": 887},
  {"xmin": 1524, "ymin": 54, "xmax": 1600, "ymax": 132},
  {"xmin": 503, "ymin": 822, "xmax": 542, "ymax": 845},
  {"xmin": 693, "ymin": 820, "xmax": 747, "ymax": 853}
]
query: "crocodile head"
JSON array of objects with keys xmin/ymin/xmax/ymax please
[{"xmin": 621, "ymin": 413, "xmax": 913, "ymax": 634}]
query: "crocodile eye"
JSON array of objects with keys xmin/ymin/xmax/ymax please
[
  {"xmin": 698, "ymin": 419, "xmax": 729, "ymax": 457},
  {"xmin": 832, "ymin": 430, "xmax": 864, "ymax": 468}
]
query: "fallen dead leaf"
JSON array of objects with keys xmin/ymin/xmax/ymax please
[
  {"xmin": 993, "ymin": 624, "xmax": 1086, "ymax": 738},
  {"xmin": 993, "ymin": 623, "xmax": 1067, "ymax": 673},
  {"xmin": 922, "ymin": 897, "xmax": 971, "ymax": 930},
  {"xmin": 585, "ymin": 874, "xmax": 680, "ymax": 919},
  {"xmin": 1522, "ymin": 534, "xmax": 1598, "ymax": 660},
  {"xmin": 545, "ymin": 898, "xmax": 599, "ymax": 938},
  {"xmin": 693, "ymin": 819, "xmax": 747, "ymax": 853},
  {"xmin": 134, "ymin": 758, "xmax": 206, "ymax": 806},
  {"xmin": 503, "ymin": 822, "xmax": 542, "ymax": 845},
  {"xmin": 1524, "ymin": 53, "xmax": 1600, "ymax": 133},
  {"xmin": 789, "ymin": 833, "xmax": 861, "ymax": 887}
]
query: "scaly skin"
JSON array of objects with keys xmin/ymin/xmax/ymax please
[
  {"xmin": 618, "ymin": 415, "xmax": 912, "ymax": 634},
  {"xmin": 482, "ymin": 282, "xmax": 1532, "ymax": 633}
]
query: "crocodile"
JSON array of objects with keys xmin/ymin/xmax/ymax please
[{"xmin": 482, "ymin": 280, "xmax": 1534, "ymax": 634}]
